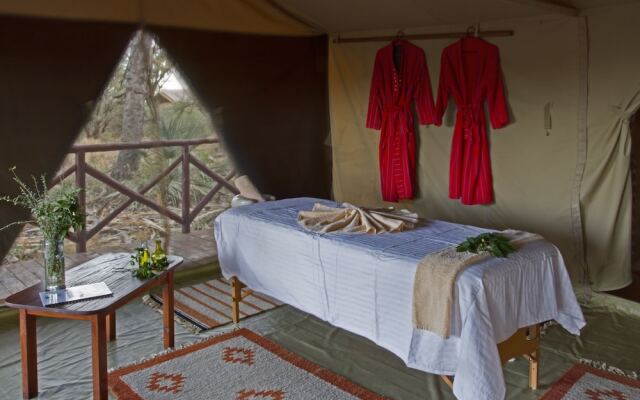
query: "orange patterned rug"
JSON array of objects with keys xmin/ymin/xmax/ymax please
[
  {"xmin": 541, "ymin": 363, "xmax": 640, "ymax": 400},
  {"xmin": 109, "ymin": 328, "xmax": 387, "ymax": 400},
  {"xmin": 149, "ymin": 278, "xmax": 282, "ymax": 330}
]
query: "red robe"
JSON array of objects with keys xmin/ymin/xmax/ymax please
[
  {"xmin": 435, "ymin": 37, "xmax": 509, "ymax": 205},
  {"xmin": 367, "ymin": 39, "xmax": 436, "ymax": 202}
]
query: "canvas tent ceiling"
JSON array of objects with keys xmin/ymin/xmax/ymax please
[
  {"xmin": 0, "ymin": 0, "xmax": 314, "ymax": 35},
  {"xmin": 2, "ymin": 0, "xmax": 639, "ymax": 32},
  {"xmin": 1, "ymin": 0, "xmax": 639, "ymax": 291},
  {"xmin": 277, "ymin": 0, "xmax": 581, "ymax": 32}
]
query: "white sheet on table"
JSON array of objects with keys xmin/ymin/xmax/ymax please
[{"xmin": 214, "ymin": 198, "xmax": 585, "ymax": 400}]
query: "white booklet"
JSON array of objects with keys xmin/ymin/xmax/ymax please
[{"xmin": 39, "ymin": 282, "xmax": 113, "ymax": 307}]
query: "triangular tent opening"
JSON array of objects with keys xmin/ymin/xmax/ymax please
[{"xmin": 3, "ymin": 30, "xmax": 234, "ymax": 263}]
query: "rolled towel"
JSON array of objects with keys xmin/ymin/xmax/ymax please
[{"xmin": 234, "ymin": 175, "xmax": 265, "ymax": 202}]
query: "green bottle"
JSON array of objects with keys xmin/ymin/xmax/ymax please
[
  {"xmin": 140, "ymin": 248, "xmax": 151, "ymax": 268},
  {"xmin": 152, "ymin": 238, "xmax": 168, "ymax": 268}
]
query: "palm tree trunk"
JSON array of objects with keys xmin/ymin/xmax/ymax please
[{"xmin": 111, "ymin": 31, "xmax": 150, "ymax": 180}]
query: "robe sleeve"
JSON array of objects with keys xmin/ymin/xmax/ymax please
[
  {"xmin": 434, "ymin": 50, "xmax": 452, "ymax": 127},
  {"xmin": 415, "ymin": 51, "xmax": 436, "ymax": 125},
  {"xmin": 486, "ymin": 47, "xmax": 509, "ymax": 129},
  {"xmin": 366, "ymin": 53, "xmax": 383, "ymax": 130}
]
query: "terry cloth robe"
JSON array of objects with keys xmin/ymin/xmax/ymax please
[
  {"xmin": 435, "ymin": 37, "xmax": 509, "ymax": 205},
  {"xmin": 366, "ymin": 39, "xmax": 436, "ymax": 202}
]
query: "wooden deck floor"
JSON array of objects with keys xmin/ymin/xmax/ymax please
[{"xmin": 0, "ymin": 230, "xmax": 216, "ymax": 305}]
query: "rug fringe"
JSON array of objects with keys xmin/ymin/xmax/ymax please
[
  {"xmin": 579, "ymin": 358, "xmax": 639, "ymax": 380},
  {"xmin": 141, "ymin": 294, "xmax": 202, "ymax": 334}
]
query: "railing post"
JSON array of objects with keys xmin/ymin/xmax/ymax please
[
  {"xmin": 181, "ymin": 145, "xmax": 190, "ymax": 233},
  {"xmin": 75, "ymin": 151, "xmax": 87, "ymax": 253}
]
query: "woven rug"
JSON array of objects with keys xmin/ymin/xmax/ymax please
[
  {"xmin": 541, "ymin": 363, "xmax": 640, "ymax": 399},
  {"xmin": 149, "ymin": 278, "xmax": 282, "ymax": 330},
  {"xmin": 109, "ymin": 328, "xmax": 386, "ymax": 400}
]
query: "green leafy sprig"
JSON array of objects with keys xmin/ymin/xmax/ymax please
[
  {"xmin": 0, "ymin": 167, "xmax": 84, "ymax": 241},
  {"xmin": 456, "ymin": 232, "xmax": 515, "ymax": 258},
  {"xmin": 130, "ymin": 247, "xmax": 168, "ymax": 279},
  {"xmin": 132, "ymin": 265, "xmax": 156, "ymax": 279}
]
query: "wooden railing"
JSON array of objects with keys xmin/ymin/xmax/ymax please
[{"xmin": 52, "ymin": 137, "xmax": 238, "ymax": 253}]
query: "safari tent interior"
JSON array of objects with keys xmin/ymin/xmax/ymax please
[{"xmin": 1, "ymin": 0, "xmax": 640, "ymax": 399}]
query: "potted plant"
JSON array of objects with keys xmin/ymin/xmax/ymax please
[{"xmin": 1, "ymin": 168, "xmax": 85, "ymax": 291}]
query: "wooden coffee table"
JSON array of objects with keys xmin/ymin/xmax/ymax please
[{"xmin": 5, "ymin": 252, "xmax": 183, "ymax": 400}]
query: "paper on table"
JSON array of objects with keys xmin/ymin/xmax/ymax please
[{"xmin": 39, "ymin": 282, "xmax": 113, "ymax": 306}]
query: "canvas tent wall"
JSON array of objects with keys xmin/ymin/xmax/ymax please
[
  {"xmin": 287, "ymin": 0, "xmax": 640, "ymax": 290},
  {"xmin": 0, "ymin": 0, "xmax": 638, "ymax": 291},
  {"xmin": 329, "ymin": 15, "xmax": 587, "ymax": 283}
]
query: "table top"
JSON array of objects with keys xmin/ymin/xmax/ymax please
[{"xmin": 4, "ymin": 253, "xmax": 183, "ymax": 315}]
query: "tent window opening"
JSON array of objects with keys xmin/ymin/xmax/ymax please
[{"xmin": 2, "ymin": 30, "xmax": 235, "ymax": 264}]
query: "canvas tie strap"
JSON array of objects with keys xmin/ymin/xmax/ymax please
[
  {"xmin": 412, "ymin": 229, "xmax": 543, "ymax": 338},
  {"xmin": 297, "ymin": 202, "xmax": 418, "ymax": 234}
]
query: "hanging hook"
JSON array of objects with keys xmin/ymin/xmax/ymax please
[
  {"xmin": 396, "ymin": 29, "xmax": 405, "ymax": 39},
  {"xmin": 474, "ymin": 23, "xmax": 479, "ymax": 37},
  {"xmin": 466, "ymin": 25, "xmax": 474, "ymax": 37}
]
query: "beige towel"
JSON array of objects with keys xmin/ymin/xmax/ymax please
[
  {"xmin": 412, "ymin": 230, "xmax": 543, "ymax": 338},
  {"xmin": 298, "ymin": 203, "xmax": 419, "ymax": 234}
]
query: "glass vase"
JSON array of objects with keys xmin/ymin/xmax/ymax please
[{"xmin": 43, "ymin": 238, "xmax": 66, "ymax": 292}]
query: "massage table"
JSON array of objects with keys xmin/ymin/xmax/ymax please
[{"xmin": 214, "ymin": 198, "xmax": 585, "ymax": 400}]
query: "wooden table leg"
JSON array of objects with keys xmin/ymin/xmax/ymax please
[
  {"xmin": 106, "ymin": 311, "xmax": 116, "ymax": 341},
  {"xmin": 19, "ymin": 310, "xmax": 37, "ymax": 399},
  {"xmin": 163, "ymin": 271, "xmax": 175, "ymax": 349},
  {"xmin": 231, "ymin": 277, "xmax": 242, "ymax": 324},
  {"xmin": 440, "ymin": 375, "xmax": 454, "ymax": 389},
  {"xmin": 529, "ymin": 351, "xmax": 539, "ymax": 390},
  {"xmin": 91, "ymin": 314, "xmax": 108, "ymax": 400}
]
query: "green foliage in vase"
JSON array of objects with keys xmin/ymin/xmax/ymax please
[
  {"xmin": 456, "ymin": 232, "xmax": 516, "ymax": 258},
  {"xmin": 0, "ymin": 168, "xmax": 85, "ymax": 241}
]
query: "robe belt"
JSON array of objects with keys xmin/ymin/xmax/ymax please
[
  {"xmin": 458, "ymin": 104, "xmax": 481, "ymax": 143},
  {"xmin": 382, "ymin": 102, "xmax": 411, "ymax": 135},
  {"xmin": 383, "ymin": 102, "xmax": 410, "ymax": 114}
]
